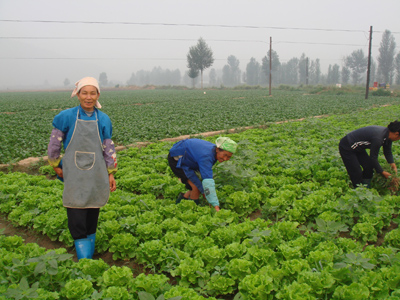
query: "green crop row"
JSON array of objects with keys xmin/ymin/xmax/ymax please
[{"xmin": 2, "ymin": 89, "xmax": 400, "ymax": 164}]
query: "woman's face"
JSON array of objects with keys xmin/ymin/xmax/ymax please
[
  {"xmin": 216, "ymin": 148, "xmax": 233, "ymax": 163},
  {"xmin": 77, "ymin": 85, "xmax": 99, "ymax": 111}
]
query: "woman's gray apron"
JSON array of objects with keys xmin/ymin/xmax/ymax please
[{"xmin": 62, "ymin": 110, "xmax": 109, "ymax": 208}]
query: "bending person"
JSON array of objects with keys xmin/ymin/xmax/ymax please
[
  {"xmin": 47, "ymin": 77, "xmax": 117, "ymax": 260},
  {"xmin": 339, "ymin": 120, "xmax": 400, "ymax": 188},
  {"xmin": 168, "ymin": 137, "xmax": 237, "ymax": 211}
]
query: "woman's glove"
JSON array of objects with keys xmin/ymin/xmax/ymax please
[{"xmin": 202, "ymin": 178, "xmax": 219, "ymax": 207}]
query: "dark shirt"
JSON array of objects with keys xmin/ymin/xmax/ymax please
[{"xmin": 343, "ymin": 125, "xmax": 394, "ymax": 173}]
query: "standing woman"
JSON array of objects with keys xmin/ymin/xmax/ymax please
[
  {"xmin": 339, "ymin": 120, "xmax": 400, "ymax": 188},
  {"xmin": 47, "ymin": 77, "xmax": 117, "ymax": 260},
  {"xmin": 168, "ymin": 137, "xmax": 237, "ymax": 211}
]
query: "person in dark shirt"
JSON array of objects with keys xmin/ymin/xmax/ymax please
[{"xmin": 339, "ymin": 120, "xmax": 400, "ymax": 188}]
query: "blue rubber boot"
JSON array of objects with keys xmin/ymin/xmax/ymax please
[
  {"xmin": 87, "ymin": 233, "xmax": 96, "ymax": 258},
  {"xmin": 74, "ymin": 238, "xmax": 92, "ymax": 260}
]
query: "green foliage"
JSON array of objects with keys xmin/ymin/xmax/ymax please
[
  {"xmin": 332, "ymin": 282, "xmax": 370, "ymax": 299},
  {"xmin": 101, "ymin": 266, "xmax": 133, "ymax": 288},
  {"xmin": 61, "ymin": 278, "xmax": 94, "ymax": 299},
  {"xmin": 2, "ymin": 89, "xmax": 400, "ymax": 164},
  {"xmin": 3, "ymin": 103, "xmax": 400, "ymax": 299},
  {"xmin": 109, "ymin": 233, "xmax": 139, "ymax": 260},
  {"xmin": 384, "ymin": 228, "xmax": 400, "ymax": 248},
  {"xmin": 372, "ymin": 88, "xmax": 392, "ymax": 96},
  {"xmin": 133, "ymin": 273, "xmax": 170, "ymax": 296},
  {"xmin": 4, "ymin": 277, "xmax": 39, "ymax": 300},
  {"xmin": 238, "ymin": 272, "xmax": 274, "ymax": 299},
  {"xmin": 170, "ymin": 257, "xmax": 208, "ymax": 288}
]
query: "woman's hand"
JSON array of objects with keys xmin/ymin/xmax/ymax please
[
  {"xmin": 214, "ymin": 205, "xmax": 220, "ymax": 212},
  {"xmin": 109, "ymin": 174, "xmax": 117, "ymax": 192},
  {"xmin": 390, "ymin": 163, "xmax": 398, "ymax": 174},
  {"xmin": 53, "ymin": 167, "xmax": 63, "ymax": 178},
  {"xmin": 382, "ymin": 171, "xmax": 392, "ymax": 179}
]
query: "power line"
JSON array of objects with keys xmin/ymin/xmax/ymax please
[
  {"xmin": 0, "ymin": 36, "xmax": 267, "ymax": 43},
  {"xmin": 0, "ymin": 19, "xmax": 374, "ymax": 33},
  {"xmin": 0, "ymin": 57, "xmax": 193, "ymax": 60},
  {"xmin": 0, "ymin": 57, "xmax": 345, "ymax": 63},
  {"xmin": 0, "ymin": 36, "xmax": 376, "ymax": 48}
]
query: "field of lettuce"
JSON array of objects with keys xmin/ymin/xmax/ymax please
[
  {"xmin": 1, "ymin": 87, "xmax": 400, "ymax": 165},
  {"xmin": 2, "ymin": 88, "xmax": 400, "ymax": 299}
]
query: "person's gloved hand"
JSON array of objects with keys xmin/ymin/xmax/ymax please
[{"xmin": 202, "ymin": 179, "xmax": 219, "ymax": 208}]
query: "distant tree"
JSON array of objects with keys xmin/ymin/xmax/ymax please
[
  {"xmin": 209, "ymin": 68, "xmax": 217, "ymax": 86},
  {"xmin": 327, "ymin": 64, "xmax": 340, "ymax": 84},
  {"xmin": 246, "ymin": 57, "xmax": 261, "ymax": 85},
  {"xmin": 186, "ymin": 37, "xmax": 214, "ymax": 89},
  {"xmin": 169, "ymin": 69, "xmax": 181, "ymax": 85},
  {"xmin": 332, "ymin": 64, "xmax": 340, "ymax": 84},
  {"xmin": 314, "ymin": 59, "xmax": 321, "ymax": 84},
  {"xmin": 369, "ymin": 58, "xmax": 377, "ymax": 86},
  {"xmin": 127, "ymin": 73, "xmax": 136, "ymax": 86},
  {"xmin": 319, "ymin": 74, "xmax": 327, "ymax": 85},
  {"xmin": 242, "ymin": 72, "xmax": 247, "ymax": 83},
  {"xmin": 136, "ymin": 70, "xmax": 150, "ymax": 86},
  {"xmin": 151, "ymin": 66, "xmax": 163, "ymax": 85},
  {"xmin": 63, "ymin": 78, "xmax": 70, "ymax": 87},
  {"xmin": 308, "ymin": 61, "xmax": 316, "ymax": 85},
  {"xmin": 228, "ymin": 55, "xmax": 241, "ymax": 86},
  {"xmin": 298, "ymin": 53, "xmax": 308, "ymax": 84},
  {"xmin": 327, "ymin": 65, "xmax": 333, "ymax": 84},
  {"xmin": 307, "ymin": 59, "xmax": 322, "ymax": 85},
  {"xmin": 279, "ymin": 57, "xmax": 299, "ymax": 85},
  {"xmin": 377, "ymin": 29, "xmax": 396, "ymax": 84},
  {"xmin": 261, "ymin": 49, "xmax": 281, "ymax": 84},
  {"xmin": 187, "ymin": 68, "xmax": 199, "ymax": 88},
  {"xmin": 341, "ymin": 66, "xmax": 351, "ymax": 85},
  {"xmin": 395, "ymin": 53, "xmax": 400, "ymax": 85},
  {"xmin": 345, "ymin": 49, "xmax": 367, "ymax": 85},
  {"xmin": 99, "ymin": 72, "xmax": 108, "ymax": 86},
  {"xmin": 221, "ymin": 55, "xmax": 241, "ymax": 87},
  {"xmin": 222, "ymin": 65, "xmax": 231, "ymax": 86}
]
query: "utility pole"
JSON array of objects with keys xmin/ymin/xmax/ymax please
[
  {"xmin": 365, "ymin": 26, "xmax": 373, "ymax": 99},
  {"xmin": 269, "ymin": 37, "xmax": 272, "ymax": 96}
]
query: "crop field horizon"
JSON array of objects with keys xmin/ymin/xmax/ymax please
[{"xmin": 1, "ymin": 87, "xmax": 400, "ymax": 165}]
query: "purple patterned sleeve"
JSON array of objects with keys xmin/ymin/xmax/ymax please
[
  {"xmin": 102, "ymin": 139, "xmax": 118, "ymax": 174},
  {"xmin": 47, "ymin": 128, "xmax": 64, "ymax": 167}
]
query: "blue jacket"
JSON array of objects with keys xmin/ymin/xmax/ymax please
[
  {"xmin": 169, "ymin": 139, "xmax": 217, "ymax": 194},
  {"xmin": 52, "ymin": 105, "xmax": 113, "ymax": 150}
]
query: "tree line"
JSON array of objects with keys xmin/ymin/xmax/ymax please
[
  {"xmin": 64, "ymin": 30, "xmax": 400, "ymax": 88},
  {"xmin": 204, "ymin": 29, "xmax": 399, "ymax": 88}
]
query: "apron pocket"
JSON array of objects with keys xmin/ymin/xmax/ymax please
[{"xmin": 75, "ymin": 151, "xmax": 95, "ymax": 170}]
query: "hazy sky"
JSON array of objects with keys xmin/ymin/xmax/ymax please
[{"xmin": 1, "ymin": 0, "xmax": 400, "ymax": 90}]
